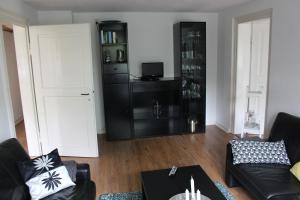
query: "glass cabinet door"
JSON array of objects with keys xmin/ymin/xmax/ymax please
[{"xmin": 181, "ymin": 23, "xmax": 206, "ymax": 100}]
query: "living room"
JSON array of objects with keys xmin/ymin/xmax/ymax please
[{"xmin": 0, "ymin": 0, "xmax": 299, "ymax": 200}]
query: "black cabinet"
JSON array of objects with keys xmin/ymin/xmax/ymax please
[
  {"xmin": 174, "ymin": 22, "xmax": 206, "ymax": 133},
  {"xmin": 97, "ymin": 21, "xmax": 132, "ymax": 140},
  {"xmin": 103, "ymin": 84, "xmax": 132, "ymax": 140},
  {"xmin": 131, "ymin": 78, "xmax": 183, "ymax": 138}
]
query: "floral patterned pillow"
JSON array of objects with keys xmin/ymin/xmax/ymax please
[{"xmin": 17, "ymin": 149, "xmax": 75, "ymax": 200}]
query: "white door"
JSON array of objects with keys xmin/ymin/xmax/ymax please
[
  {"xmin": 247, "ymin": 19, "xmax": 270, "ymax": 136},
  {"xmin": 29, "ymin": 24, "xmax": 98, "ymax": 157},
  {"xmin": 13, "ymin": 25, "xmax": 41, "ymax": 156},
  {"xmin": 234, "ymin": 18, "xmax": 270, "ymax": 138}
]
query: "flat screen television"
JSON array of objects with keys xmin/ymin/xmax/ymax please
[{"xmin": 141, "ymin": 62, "xmax": 164, "ymax": 80}]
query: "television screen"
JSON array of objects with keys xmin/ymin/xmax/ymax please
[{"xmin": 142, "ymin": 62, "xmax": 164, "ymax": 78}]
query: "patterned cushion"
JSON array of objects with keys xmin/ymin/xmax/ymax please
[
  {"xmin": 230, "ymin": 140, "xmax": 291, "ymax": 165},
  {"xmin": 18, "ymin": 149, "xmax": 75, "ymax": 200}
]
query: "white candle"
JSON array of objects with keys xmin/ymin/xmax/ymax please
[
  {"xmin": 191, "ymin": 177, "xmax": 195, "ymax": 200},
  {"xmin": 185, "ymin": 189, "xmax": 190, "ymax": 200},
  {"xmin": 196, "ymin": 190, "xmax": 201, "ymax": 200}
]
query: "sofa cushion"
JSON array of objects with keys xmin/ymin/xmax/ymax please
[
  {"xmin": 62, "ymin": 161, "xmax": 77, "ymax": 182},
  {"xmin": 269, "ymin": 112, "xmax": 300, "ymax": 165},
  {"xmin": 290, "ymin": 162, "xmax": 300, "ymax": 181},
  {"xmin": 41, "ymin": 180, "xmax": 96, "ymax": 200},
  {"xmin": 0, "ymin": 139, "xmax": 31, "ymax": 200},
  {"xmin": 234, "ymin": 164, "xmax": 300, "ymax": 200},
  {"xmin": 286, "ymin": 143, "xmax": 300, "ymax": 165},
  {"xmin": 18, "ymin": 149, "xmax": 75, "ymax": 200},
  {"xmin": 230, "ymin": 140, "xmax": 291, "ymax": 165},
  {"xmin": 0, "ymin": 139, "xmax": 30, "ymax": 183}
]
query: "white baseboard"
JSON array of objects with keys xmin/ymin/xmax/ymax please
[
  {"xmin": 97, "ymin": 128, "xmax": 106, "ymax": 134},
  {"xmin": 216, "ymin": 122, "xmax": 231, "ymax": 133},
  {"xmin": 206, "ymin": 121, "xmax": 216, "ymax": 126}
]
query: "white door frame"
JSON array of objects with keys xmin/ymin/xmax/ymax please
[
  {"xmin": 0, "ymin": 8, "xmax": 41, "ymax": 155},
  {"xmin": 230, "ymin": 9, "xmax": 273, "ymax": 138}
]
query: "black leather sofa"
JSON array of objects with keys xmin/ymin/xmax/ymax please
[
  {"xmin": 225, "ymin": 112, "xmax": 300, "ymax": 200},
  {"xmin": 0, "ymin": 138, "xmax": 96, "ymax": 200}
]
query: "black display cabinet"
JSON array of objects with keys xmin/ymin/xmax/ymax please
[
  {"xmin": 173, "ymin": 22, "xmax": 206, "ymax": 133},
  {"xmin": 97, "ymin": 21, "xmax": 132, "ymax": 140}
]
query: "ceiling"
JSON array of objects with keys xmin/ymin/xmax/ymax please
[{"xmin": 23, "ymin": 0, "xmax": 256, "ymax": 12}]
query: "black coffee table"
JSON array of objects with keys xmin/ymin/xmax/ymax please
[{"xmin": 141, "ymin": 165, "xmax": 227, "ymax": 200}]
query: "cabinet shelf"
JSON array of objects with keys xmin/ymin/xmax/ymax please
[
  {"xmin": 182, "ymin": 75, "xmax": 204, "ymax": 80},
  {"xmin": 181, "ymin": 57, "xmax": 204, "ymax": 60},
  {"xmin": 102, "ymin": 43, "xmax": 127, "ymax": 46},
  {"xmin": 134, "ymin": 116, "xmax": 182, "ymax": 121},
  {"xmin": 103, "ymin": 62, "xmax": 128, "ymax": 65}
]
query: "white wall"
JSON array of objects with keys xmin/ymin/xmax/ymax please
[
  {"xmin": 217, "ymin": 0, "xmax": 300, "ymax": 136},
  {"xmin": 37, "ymin": 10, "xmax": 73, "ymax": 25},
  {"xmin": 0, "ymin": 70, "xmax": 11, "ymax": 142},
  {"xmin": 0, "ymin": 0, "xmax": 37, "ymax": 24},
  {"xmin": 3, "ymin": 30, "xmax": 23, "ymax": 124},
  {"xmin": 69, "ymin": 12, "xmax": 219, "ymax": 133},
  {"xmin": 0, "ymin": 29, "xmax": 14, "ymax": 142}
]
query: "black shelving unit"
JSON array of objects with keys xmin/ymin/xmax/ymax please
[
  {"xmin": 97, "ymin": 21, "xmax": 132, "ymax": 140},
  {"xmin": 174, "ymin": 22, "xmax": 206, "ymax": 133}
]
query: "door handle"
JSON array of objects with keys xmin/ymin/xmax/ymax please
[{"xmin": 81, "ymin": 93, "xmax": 90, "ymax": 96}]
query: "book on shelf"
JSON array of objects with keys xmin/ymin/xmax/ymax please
[
  {"xmin": 112, "ymin": 32, "xmax": 117, "ymax": 43},
  {"xmin": 101, "ymin": 31, "xmax": 117, "ymax": 44},
  {"xmin": 100, "ymin": 30, "xmax": 104, "ymax": 44},
  {"xmin": 108, "ymin": 31, "xmax": 112, "ymax": 43}
]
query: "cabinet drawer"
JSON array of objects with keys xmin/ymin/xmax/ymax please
[
  {"xmin": 132, "ymin": 80, "xmax": 180, "ymax": 92},
  {"xmin": 104, "ymin": 74, "xmax": 129, "ymax": 84},
  {"xmin": 103, "ymin": 63, "xmax": 128, "ymax": 74}
]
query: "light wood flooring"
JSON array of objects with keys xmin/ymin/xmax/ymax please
[
  {"xmin": 16, "ymin": 121, "xmax": 28, "ymax": 153},
  {"xmin": 16, "ymin": 122, "xmax": 253, "ymax": 200}
]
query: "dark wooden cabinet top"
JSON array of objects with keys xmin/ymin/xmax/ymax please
[{"xmin": 130, "ymin": 78, "xmax": 181, "ymax": 93}]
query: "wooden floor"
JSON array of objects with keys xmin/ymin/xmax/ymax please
[
  {"xmin": 16, "ymin": 121, "xmax": 28, "ymax": 153},
  {"xmin": 16, "ymin": 123, "xmax": 253, "ymax": 200}
]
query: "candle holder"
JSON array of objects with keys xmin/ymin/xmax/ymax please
[
  {"xmin": 169, "ymin": 176, "xmax": 211, "ymax": 200},
  {"xmin": 169, "ymin": 193, "xmax": 210, "ymax": 200}
]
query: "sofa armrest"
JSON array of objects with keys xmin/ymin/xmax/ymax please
[
  {"xmin": 225, "ymin": 143, "xmax": 241, "ymax": 187},
  {"xmin": 226, "ymin": 143, "xmax": 233, "ymax": 165},
  {"xmin": 76, "ymin": 163, "xmax": 91, "ymax": 182}
]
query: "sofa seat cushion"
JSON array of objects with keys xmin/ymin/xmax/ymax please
[
  {"xmin": 0, "ymin": 184, "xmax": 31, "ymax": 200},
  {"xmin": 234, "ymin": 164, "xmax": 300, "ymax": 200},
  {"xmin": 41, "ymin": 180, "xmax": 96, "ymax": 200}
]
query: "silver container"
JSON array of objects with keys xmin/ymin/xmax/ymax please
[{"xmin": 188, "ymin": 119, "xmax": 198, "ymax": 133}]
